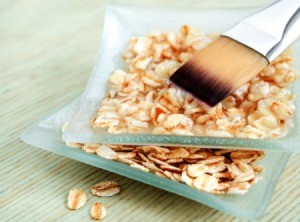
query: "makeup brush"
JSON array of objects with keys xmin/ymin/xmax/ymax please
[{"xmin": 170, "ymin": 0, "xmax": 300, "ymax": 107}]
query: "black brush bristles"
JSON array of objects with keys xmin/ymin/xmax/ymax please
[
  {"xmin": 170, "ymin": 36, "xmax": 268, "ymax": 107},
  {"xmin": 170, "ymin": 62, "xmax": 232, "ymax": 107}
]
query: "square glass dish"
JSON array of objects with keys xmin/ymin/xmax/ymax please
[
  {"xmin": 21, "ymin": 94, "xmax": 291, "ymax": 220},
  {"xmin": 62, "ymin": 3, "xmax": 300, "ymax": 152}
]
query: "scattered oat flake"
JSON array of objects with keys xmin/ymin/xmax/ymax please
[
  {"xmin": 82, "ymin": 144, "xmax": 100, "ymax": 154},
  {"xmin": 151, "ymin": 153, "xmax": 167, "ymax": 161},
  {"xmin": 216, "ymin": 182, "xmax": 231, "ymax": 191},
  {"xmin": 227, "ymin": 163, "xmax": 244, "ymax": 178},
  {"xmin": 96, "ymin": 145, "xmax": 118, "ymax": 159},
  {"xmin": 187, "ymin": 164, "xmax": 207, "ymax": 178},
  {"xmin": 253, "ymin": 165, "xmax": 264, "ymax": 174},
  {"xmin": 142, "ymin": 161, "xmax": 163, "ymax": 173},
  {"xmin": 181, "ymin": 171, "xmax": 194, "ymax": 186},
  {"xmin": 137, "ymin": 152, "xmax": 150, "ymax": 162},
  {"xmin": 164, "ymin": 171, "xmax": 179, "ymax": 181},
  {"xmin": 194, "ymin": 174, "xmax": 219, "ymax": 192},
  {"xmin": 148, "ymin": 153, "xmax": 169, "ymax": 165},
  {"xmin": 155, "ymin": 171, "xmax": 168, "ymax": 179},
  {"xmin": 234, "ymin": 170, "xmax": 255, "ymax": 183},
  {"xmin": 228, "ymin": 182, "xmax": 251, "ymax": 195},
  {"xmin": 230, "ymin": 150, "xmax": 258, "ymax": 163},
  {"xmin": 197, "ymin": 156, "xmax": 225, "ymax": 164},
  {"xmin": 117, "ymin": 157, "xmax": 136, "ymax": 165},
  {"xmin": 90, "ymin": 202, "xmax": 107, "ymax": 220},
  {"xmin": 67, "ymin": 189, "xmax": 87, "ymax": 210},
  {"xmin": 160, "ymin": 164, "xmax": 182, "ymax": 173},
  {"xmin": 205, "ymin": 162, "xmax": 227, "ymax": 174},
  {"xmin": 212, "ymin": 172, "xmax": 232, "ymax": 179},
  {"xmin": 166, "ymin": 158, "xmax": 184, "ymax": 164},
  {"xmin": 130, "ymin": 162, "xmax": 150, "ymax": 172},
  {"xmin": 187, "ymin": 152, "xmax": 208, "ymax": 159},
  {"xmin": 91, "ymin": 181, "xmax": 121, "ymax": 197},
  {"xmin": 235, "ymin": 161, "xmax": 253, "ymax": 172},
  {"xmin": 65, "ymin": 141, "xmax": 83, "ymax": 148},
  {"xmin": 117, "ymin": 152, "xmax": 136, "ymax": 159},
  {"xmin": 165, "ymin": 148, "xmax": 189, "ymax": 159}
]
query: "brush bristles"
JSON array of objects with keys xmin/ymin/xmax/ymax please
[{"xmin": 170, "ymin": 36, "xmax": 268, "ymax": 107}]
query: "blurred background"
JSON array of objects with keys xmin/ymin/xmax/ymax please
[
  {"xmin": 1, "ymin": 0, "xmax": 274, "ymax": 111},
  {"xmin": 1, "ymin": 0, "xmax": 274, "ymax": 112}
]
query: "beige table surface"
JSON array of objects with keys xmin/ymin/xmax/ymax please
[{"xmin": 1, "ymin": 0, "xmax": 299, "ymax": 221}]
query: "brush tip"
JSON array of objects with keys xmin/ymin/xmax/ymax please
[
  {"xmin": 170, "ymin": 36, "xmax": 268, "ymax": 106},
  {"xmin": 170, "ymin": 62, "xmax": 231, "ymax": 107}
]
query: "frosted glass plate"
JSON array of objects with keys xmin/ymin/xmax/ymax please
[
  {"xmin": 21, "ymin": 94, "xmax": 291, "ymax": 220},
  {"xmin": 62, "ymin": 3, "xmax": 300, "ymax": 152}
]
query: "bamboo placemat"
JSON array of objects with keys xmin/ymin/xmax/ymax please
[{"xmin": 1, "ymin": 0, "xmax": 299, "ymax": 221}]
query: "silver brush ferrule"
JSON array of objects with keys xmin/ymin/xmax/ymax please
[{"xmin": 223, "ymin": 0, "xmax": 300, "ymax": 62}]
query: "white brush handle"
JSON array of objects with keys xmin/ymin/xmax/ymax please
[{"xmin": 223, "ymin": 0, "xmax": 300, "ymax": 62}]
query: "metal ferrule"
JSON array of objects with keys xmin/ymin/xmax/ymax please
[{"xmin": 223, "ymin": 0, "xmax": 300, "ymax": 62}]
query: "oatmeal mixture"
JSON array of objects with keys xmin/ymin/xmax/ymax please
[
  {"xmin": 63, "ymin": 129, "xmax": 264, "ymax": 195},
  {"xmin": 91, "ymin": 25, "xmax": 298, "ymax": 139}
]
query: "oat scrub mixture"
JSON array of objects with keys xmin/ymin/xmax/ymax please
[{"xmin": 91, "ymin": 25, "xmax": 298, "ymax": 139}]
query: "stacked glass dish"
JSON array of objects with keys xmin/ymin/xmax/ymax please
[{"xmin": 21, "ymin": 3, "xmax": 300, "ymax": 219}]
